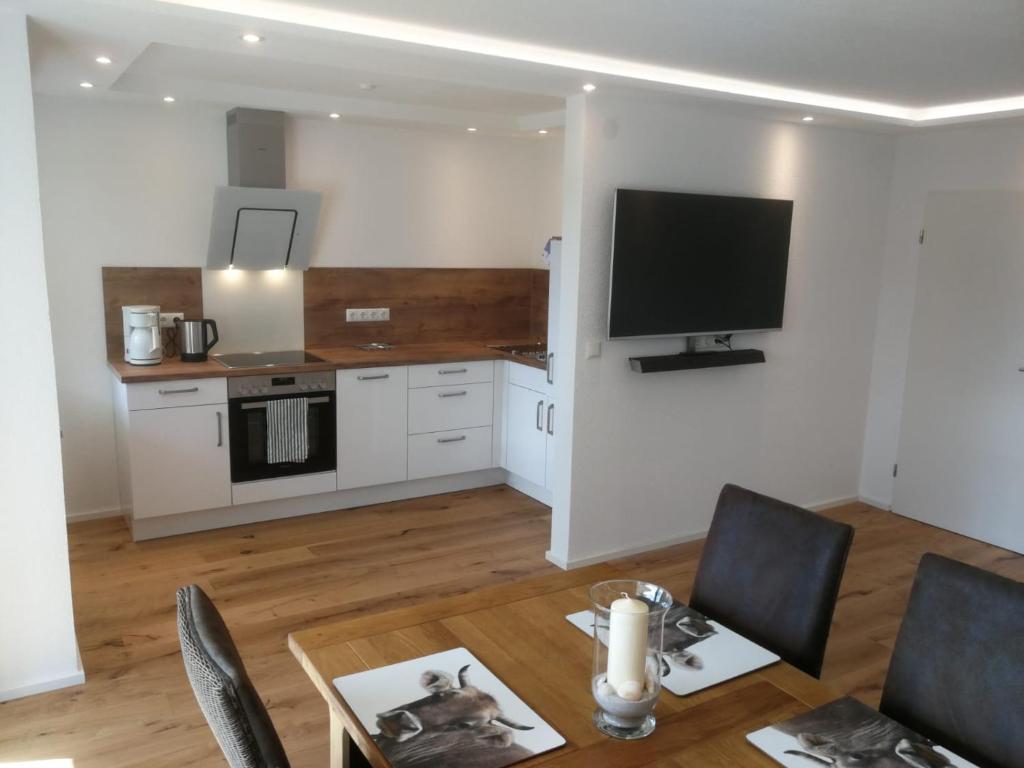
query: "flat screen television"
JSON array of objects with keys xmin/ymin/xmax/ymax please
[{"xmin": 608, "ymin": 189, "xmax": 793, "ymax": 339}]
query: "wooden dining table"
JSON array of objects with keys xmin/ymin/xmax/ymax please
[{"xmin": 288, "ymin": 561, "xmax": 842, "ymax": 767}]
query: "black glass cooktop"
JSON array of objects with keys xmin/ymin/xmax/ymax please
[{"xmin": 213, "ymin": 350, "xmax": 325, "ymax": 369}]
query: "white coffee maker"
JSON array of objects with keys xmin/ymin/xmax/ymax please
[{"xmin": 122, "ymin": 305, "xmax": 163, "ymax": 366}]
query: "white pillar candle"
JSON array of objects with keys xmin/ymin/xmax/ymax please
[{"xmin": 606, "ymin": 593, "xmax": 649, "ymax": 694}]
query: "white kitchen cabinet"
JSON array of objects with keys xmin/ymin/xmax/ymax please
[
  {"xmin": 408, "ymin": 426, "xmax": 493, "ymax": 480},
  {"xmin": 408, "ymin": 360, "xmax": 493, "ymax": 388},
  {"xmin": 128, "ymin": 403, "xmax": 231, "ymax": 519},
  {"xmin": 505, "ymin": 382, "xmax": 548, "ymax": 488},
  {"xmin": 337, "ymin": 366, "xmax": 408, "ymax": 489},
  {"xmin": 126, "ymin": 377, "xmax": 227, "ymax": 411},
  {"xmin": 408, "ymin": 382, "xmax": 493, "ymax": 435},
  {"xmin": 544, "ymin": 399, "xmax": 556, "ymax": 489}
]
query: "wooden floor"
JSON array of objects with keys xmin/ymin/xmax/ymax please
[{"xmin": 0, "ymin": 486, "xmax": 1021, "ymax": 767}]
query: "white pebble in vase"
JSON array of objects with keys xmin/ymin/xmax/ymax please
[{"xmin": 616, "ymin": 680, "xmax": 644, "ymax": 701}]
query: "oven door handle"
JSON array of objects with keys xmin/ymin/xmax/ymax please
[{"xmin": 240, "ymin": 396, "xmax": 331, "ymax": 409}]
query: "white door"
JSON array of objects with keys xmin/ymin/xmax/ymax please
[
  {"xmin": 337, "ymin": 367, "xmax": 408, "ymax": 489},
  {"xmin": 130, "ymin": 404, "xmax": 231, "ymax": 518},
  {"xmin": 894, "ymin": 191, "xmax": 1024, "ymax": 554},
  {"xmin": 505, "ymin": 383, "xmax": 547, "ymax": 487}
]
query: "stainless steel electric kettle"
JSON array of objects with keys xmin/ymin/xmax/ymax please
[{"xmin": 175, "ymin": 318, "xmax": 219, "ymax": 362}]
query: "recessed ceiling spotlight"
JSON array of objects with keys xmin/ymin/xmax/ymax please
[
  {"xmin": 241, "ymin": 33, "xmax": 263, "ymax": 43},
  {"xmin": 582, "ymin": 83, "xmax": 597, "ymax": 93},
  {"xmin": 466, "ymin": 127, "xmax": 478, "ymax": 132},
  {"xmin": 537, "ymin": 129, "xmax": 548, "ymax": 134},
  {"xmin": 163, "ymin": 95, "xmax": 176, "ymax": 103},
  {"xmin": 95, "ymin": 55, "xmax": 112, "ymax": 65},
  {"xmin": 79, "ymin": 81, "xmax": 94, "ymax": 89},
  {"xmin": 802, "ymin": 115, "xmax": 815, "ymax": 122},
  {"xmin": 358, "ymin": 82, "xmax": 377, "ymax": 91},
  {"xmin": 329, "ymin": 112, "xmax": 341, "ymax": 119}
]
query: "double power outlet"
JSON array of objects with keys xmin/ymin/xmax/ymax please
[{"xmin": 346, "ymin": 307, "xmax": 391, "ymax": 323}]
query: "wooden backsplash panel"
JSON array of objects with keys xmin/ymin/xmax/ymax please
[
  {"xmin": 529, "ymin": 269, "xmax": 549, "ymax": 340},
  {"xmin": 102, "ymin": 267, "xmax": 203, "ymax": 359},
  {"xmin": 304, "ymin": 268, "xmax": 549, "ymax": 348}
]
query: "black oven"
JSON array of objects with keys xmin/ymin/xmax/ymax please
[{"xmin": 227, "ymin": 372, "xmax": 336, "ymax": 483}]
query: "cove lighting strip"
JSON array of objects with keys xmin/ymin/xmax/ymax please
[{"xmin": 157, "ymin": 0, "xmax": 1024, "ymax": 124}]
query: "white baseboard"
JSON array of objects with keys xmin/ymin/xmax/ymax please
[
  {"xmin": 504, "ymin": 472, "xmax": 552, "ymax": 506},
  {"xmin": 544, "ymin": 550, "xmax": 570, "ymax": 569},
  {"xmin": 130, "ymin": 468, "xmax": 508, "ymax": 541},
  {"xmin": 546, "ymin": 529, "xmax": 708, "ymax": 571},
  {"xmin": 0, "ymin": 645, "xmax": 84, "ymax": 702},
  {"xmin": 805, "ymin": 495, "xmax": 860, "ymax": 512},
  {"xmin": 66, "ymin": 505, "xmax": 123, "ymax": 522},
  {"xmin": 857, "ymin": 493, "xmax": 892, "ymax": 511},
  {"xmin": 543, "ymin": 494, "xmax": 873, "ymax": 572}
]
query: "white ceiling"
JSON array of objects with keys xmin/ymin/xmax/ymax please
[
  {"xmin": 17, "ymin": 0, "xmax": 1024, "ymax": 131},
  {"xmin": 290, "ymin": 0, "xmax": 1024, "ymax": 107}
]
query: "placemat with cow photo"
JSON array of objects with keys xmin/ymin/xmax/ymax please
[
  {"xmin": 565, "ymin": 601, "xmax": 779, "ymax": 696},
  {"xmin": 746, "ymin": 696, "xmax": 979, "ymax": 767},
  {"xmin": 332, "ymin": 647, "xmax": 565, "ymax": 768}
]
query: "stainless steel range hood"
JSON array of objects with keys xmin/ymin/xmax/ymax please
[{"xmin": 207, "ymin": 108, "xmax": 322, "ymax": 270}]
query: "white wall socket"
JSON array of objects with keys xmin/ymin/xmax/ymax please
[
  {"xmin": 159, "ymin": 312, "xmax": 184, "ymax": 328},
  {"xmin": 346, "ymin": 307, "xmax": 390, "ymax": 323}
]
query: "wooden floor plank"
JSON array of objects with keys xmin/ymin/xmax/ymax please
[{"xmin": 0, "ymin": 491, "xmax": 1020, "ymax": 767}]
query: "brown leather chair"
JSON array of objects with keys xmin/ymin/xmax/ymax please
[
  {"xmin": 880, "ymin": 554, "xmax": 1024, "ymax": 768},
  {"xmin": 176, "ymin": 585, "xmax": 370, "ymax": 768},
  {"xmin": 689, "ymin": 484, "xmax": 854, "ymax": 678}
]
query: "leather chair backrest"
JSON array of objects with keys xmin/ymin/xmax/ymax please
[
  {"xmin": 880, "ymin": 554, "xmax": 1024, "ymax": 768},
  {"xmin": 689, "ymin": 484, "xmax": 854, "ymax": 678},
  {"xmin": 176, "ymin": 585, "xmax": 290, "ymax": 768}
]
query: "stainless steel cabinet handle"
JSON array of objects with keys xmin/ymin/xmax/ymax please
[
  {"xmin": 536, "ymin": 400, "xmax": 544, "ymax": 431},
  {"xmin": 158, "ymin": 386, "xmax": 199, "ymax": 395},
  {"xmin": 438, "ymin": 390, "xmax": 468, "ymax": 398},
  {"xmin": 216, "ymin": 411, "xmax": 223, "ymax": 447},
  {"xmin": 438, "ymin": 368, "xmax": 468, "ymax": 375},
  {"xmin": 546, "ymin": 403, "xmax": 554, "ymax": 435},
  {"xmin": 357, "ymin": 373, "xmax": 390, "ymax": 381},
  {"xmin": 546, "ymin": 352, "xmax": 554, "ymax": 385},
  {"xmin": 437, "ymin": 435, "xmax": 467, "ymax": 443},
  {"xmin": 240, "ymin": 396, "xmax": 330, "ymax": 410}
]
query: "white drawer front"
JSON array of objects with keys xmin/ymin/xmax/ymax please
[
  {"xmin": 232, "ymin": 472, "xmax": 338, "ymax": 506},
  {"xmin": 408, "ymin": 426, "xmax": 493, "ymax": 480},
  {"xmin": 127, "ymin": 377, "xmax": 227, "ymax": 411},
  {"xmin": 408, "ymin": 360, "xmax": 493, "ymax": 388},
  {"xmin": 508, "ymin": 362, "xmax": 549, "ymax": 394},
  {"xmin": 408, "ymin": 382, "xmax": 493, "ymax": 435}
]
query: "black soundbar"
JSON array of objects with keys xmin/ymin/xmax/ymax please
[{"xmin": 629, "ymin": 348, "xmax": 766, "ymax": 373}]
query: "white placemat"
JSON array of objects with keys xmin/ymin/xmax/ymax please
[{"xmin": 566, "ymin": 601, "xmax": 779, "ymax": 696}]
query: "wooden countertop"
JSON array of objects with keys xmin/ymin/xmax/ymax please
[{"xmin": 108, "ymin": 341, "xmax": 547, "ymax": 383}]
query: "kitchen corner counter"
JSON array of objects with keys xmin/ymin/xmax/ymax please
[{"xmin": 108, "ymin": 341, "xmax": 546, "ymax": 383}]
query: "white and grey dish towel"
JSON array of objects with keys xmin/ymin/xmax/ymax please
[{"xmin": 265, "ymin": 397, "xmax": 309, "ymax": 464}]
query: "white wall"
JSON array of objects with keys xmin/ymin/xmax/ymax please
[
  {"xmin": 0, "ymin": 11, "xmax": 82, "ymax": 701},
  {"xmin": 34, "ymin": 96, "xmax": 562, "ymax": 518},
  {"xmin": 551, "ymin": 94, "xmax": 895, "ymax": 566},
  {"xmin": 858, "ymin": 121, "xmax": 1024, "ymax": 508}
]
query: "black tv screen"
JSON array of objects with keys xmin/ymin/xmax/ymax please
[{"xmin": 608, "ymin": 189, "xmax": 793, "ymax": 339}]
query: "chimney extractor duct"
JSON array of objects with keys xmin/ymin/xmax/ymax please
[{"xmin": 207, "ymin": 108, "xmax": 322, "ymax": 270}]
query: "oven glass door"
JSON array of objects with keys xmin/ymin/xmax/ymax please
[{"xmin": 229, "ymin": 393, "xmax": 336, "ymax": 482}]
